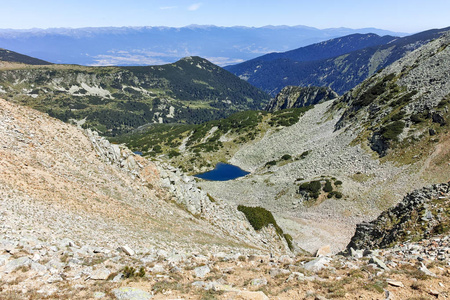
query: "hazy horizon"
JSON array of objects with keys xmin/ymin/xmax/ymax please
[{"xmin": 1, "ymin": 0, "xmax": 449, "ymax": 33}]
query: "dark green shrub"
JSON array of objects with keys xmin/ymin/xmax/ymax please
[
  {"xmin": 323, "ymin": 180, "xmax": 333, "ymax": 193},
  {"xmin": 122, "ymin": 266, "xmax": 146, "ymax": 278},
  {"xmin": 284, "ymin": 234, "xmax": 294, "ymax": 251},
  {"xmin": 334, "ymin": 180, "xmax": 343, "ymax": 185},
  {"xmin": 410, "ymin": 114, "xmax": 424, "ymax": 124},
  {"xmin": 237, "ymin": 205, "xmax": 294, "ymax": 251},
  {"xmin": 281, "ymin": 154, "xmax": 292, "ymax": 161},
  {"xmin": 298, "ymin": 180, "xmax": 322, "ymax": 199},
  {"xmin": 433, "ymin": 223, "xmax": 449, "ymax": 234},
  {"xmin": 299, "ymin": 150, "xmax": 310, "ymax": 159},
  {"xmin": 390, "ymin": 111, "xmax": 405, "ymax": 121},
  {"xmin": 137, "ymin": 267, "xmax": 146, "ymax": 277},
  {"xmin": 168, "ymin": 150, "xmax": 181, "ymax": 158},
  {"xmin": 265, "ymin": 160, "xmax": 277, "ymax": 167},
  {"xmin": 237, "ymin": 205, "xmax": 282, "ymax": 235},
  {"xmin": 309, "ymin": 181, "xmax": 322, "ymax": 193},
  {"xmin": 380, "ymin": 121, "xmax": 405, "ymax": 141}
]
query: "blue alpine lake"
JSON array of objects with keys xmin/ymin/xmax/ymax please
[{"xmin": 195, "ymin": 162, "xmax": 250, "ymax": 181}]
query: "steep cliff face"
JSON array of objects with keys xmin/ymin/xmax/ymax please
[
  {"xmin": 347, "ymin": 182, "xmax": 450, "ymax": 250},
  {"xmin": 266, "ymin": 86, "xmax": 338, "ymax": 112}
]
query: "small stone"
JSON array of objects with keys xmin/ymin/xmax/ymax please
[
  {"xmin": 278, "ymin": 255, "xmax": 294, "ymax": 264},
  {"xmin": 31, "ymin": 262, "xmax": 47, "ymax": 274},
  {"xmin": 428, "ymin": 290, "xmax": 439, "ymax": 297},
  {"xmin": 369, "ymin": 257, "xmax": 390, "ymax": 271},
  {"xmin": 303, "ymin": 256, "xmax": 332, "ymax": 272},
  {"xmin": 269, "ymin": 268, "xmax": 290, "ymax": 277},
  {"xmin": 90, "ymin": 267, "xmax": 111, "ymax": 280},
  {"xmin": 386, "ymin": 279, "xmax": 404, "ymax": 287},
  {"xmin": 194, "ymin": 265, "xmax": 210, "ymax": 278},
  {"xmin": 350, "ymin": 248, "xmax": 363, "ymax": 258},
  {"xmin": 236, "ymin": 291, "xmax": 269, "ymax": 300},
  {"xmin": 251, "ymin": 277, "xmax": 268, "ymax": 286},
  {"xmin": 112, "ymin": 287, "xmax": 152, "ymax": 300},
  {"xmin": 419, "ymin": 263, "xmax": 436, "ymax": 277},
  {"xmin": 119, "ymin": 245, "xmax": 135, "ymax": 256},
  {"xmin": 286, "ymin": 272, "xmax": 305, "ymax": 282}
]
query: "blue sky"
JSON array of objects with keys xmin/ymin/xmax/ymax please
[{"xmin": 1, "ymin": 0, "xmax": 449, "ymax": 33}]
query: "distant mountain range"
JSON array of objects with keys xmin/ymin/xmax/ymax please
[
  {"xmin": 0, "ymin": 25, "xmax": 405, "ymax": 66},
  {"xmin": 226, "ymin": 27, "xmax": 450, "ymax": 95}
]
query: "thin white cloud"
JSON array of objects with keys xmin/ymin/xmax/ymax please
[
  {"xmin": 188, "ymin": 3, "xmax": 202, "ymax": 11},
  {"xmin": 160, "ymin": 6, "xmax": 177, "ymax": 10}
]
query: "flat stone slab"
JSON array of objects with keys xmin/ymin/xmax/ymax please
[{"xmin": 112, "ymin": 287, "xmax": 152, "ymax": 300}]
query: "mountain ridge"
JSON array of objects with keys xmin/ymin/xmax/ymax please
[
  {"xmin": 0, "ymin": 55, "xmax": 270, "ymax": 135},
  {"xmin": 226, "ymin": 27, "xmax": 450, "ymax": 96}
]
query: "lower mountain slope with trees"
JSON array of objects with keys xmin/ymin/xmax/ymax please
[{"xmin": 0, "ymin": 55, "xmax": 270, "ymax": 136}]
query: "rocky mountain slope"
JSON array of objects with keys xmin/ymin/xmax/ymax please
[
  {"xmin": 266, "ymin": 86, "xmax": 338, "ymax": 112},
  {"xmin": 0, "ymin": 56, "xmax": 270, "ymax": 135},
  {"xmin": 226, "ymin": 27, "xmax": 450, "ymax": 95},
  {"xmin": 0, "ymin": 48, "xmax": 51, "ymax": 65},
  {"xmin": 1, "ymin": 96, "xmax": 449, "ymax": 299}
]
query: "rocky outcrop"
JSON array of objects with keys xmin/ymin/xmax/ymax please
[
  {"xmin": 266, "ymin": 86, "xmax": 338, "ymax": 112},
  {"xmin": 347, "ymin": 182, "xmax": 450, "ymax": 250}
]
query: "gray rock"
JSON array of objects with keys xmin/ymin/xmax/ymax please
[
  {"xmin": 369, "ymin": 257, "xmax": 390, "ymax": 271},
  {"xmin": 59, "ymin": 238, "xmax": 76, "ymax": 248},
  {"xmin": 112, "ymin": 287, "xmax": 152, "ymax": 300},
  {"xmin": 419, "ymin": 263, "xmax": 436, "ymax": 277},
  {"xmin": 112, "ymin": 272, "xmax": 124, "ymax": 282},
  {"xmin": 4, "ymin": 256, "xmax": 31, "ymax": 273},
  {"xmin": 31, "ymin": 262, "xmax": 47, "ymax": 274},
  {"xmin": 149, "ymin": 263, "xmax": 165, "ymax": 274},
  {"xmin": 194, "ymin": 265, "xmax": 211, "ymax": 278},
  {"xmin": 90, "ymin": 267, "xmax": 111, "ymax": 280},
  {"xmin": 302, "ymin": 256, "xmax": 332, "ymax": 272},
  {"xmin": 251, "ymin": 277, "xmax": 268, "ymax": 286},
  {"xmin": 119, "ymin": 245, "xmax": 135, "ymax": 256},
  {"xmin": 0, "ymin": 254, "xmax": 11, "ymax": 267},
  {"xmin": 350, "ymin": 248, "xmax": 363, "ymax": 258},
  {"xmin": 269, "ymin": 268, "xmax": 291, "ymax": 278},
  {"xmin": 286, "ymin": 272, "xmax": 305, "ymax": 282},
  {"xmin": 278, "ymin": 255, "xmax": 294, "ymax": 264}
]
